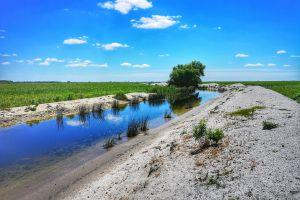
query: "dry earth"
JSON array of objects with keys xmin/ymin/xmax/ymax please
[{"xmin": 59, "ymin": 85, "xmax": 300, "ymax": 200}]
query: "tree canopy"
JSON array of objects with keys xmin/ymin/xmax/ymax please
[{"xmin": 168, "ymin": 61, "xmax": 205, "ymax": 87}]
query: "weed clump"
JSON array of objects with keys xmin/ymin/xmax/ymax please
[
  {"xmin": 130, "ymin": 96, "xmax": 140, "ymax": 105},
  {"xmin": 78, "ymin": 104, "xmax": 90, "ymax": 123},
  {"xmin": 228, "ymin": 106, "xmax": 266, "ymax": 117},
  {"xmin": 262, "ymin": 121, "xmax": 278, "ymax": 130},
  {"xmin": 164, "ymin": 110, "xmax": 172, "ymax": 119},
  {"xmin": 139, "ymin": 117, "xmax": 149, "ymax": 132},
  {"xmin": 114, "ymin": 93, "xmax": 128, "ymax": 101},
  {"xmin": 92, "ymin": 103, "xmax": 104, "ymax": 119},
  {"xmin": 127, "ymin": 119, "xmax": 140, "ymax": 137},
  {"xmin": 103, "ymin": 138, "xmax": 115, "ymax": 149}
]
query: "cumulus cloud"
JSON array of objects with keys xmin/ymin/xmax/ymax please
[
  {"xmin": 99, "ymin": 42, "xmax": 129, "ymax": 51},
  {"xmin": 39, "ymin": 58, "xmax": 64, "ymax": 66},
  {"xmin": 283, "ymin": 64, "xmax": 291, "ymax": 67},
  {"xmin": 244, "ymin": 63, "xmax": 264, "ymax": 67},
  {"xmin": 267, "ymin": 63, "xmax": 276, "ymax": 67},
  {"xmin": 276, "ymin": 50, "xmax": 286, "ymax": 54},
  {"xmin": 131, "ymin": 15, "xmax": 180, "ymax": 29},
  {"xmin": 16, "ymin": 60, "xmax": 24, "ymax": 63},
  {"xmin": 66, "ymin": 59, "xmax": 108, "ymax": 68},
  {"xmin": 235, "ymin": 53, "xmax": 249, "ymax": 58},
  {"xmin": 1, "ymin": 61, "xmax": 10, "ymax": 65},
  {"xmin": 121, "ymin": 62, "xmax": 150, "ymax": 68},
  {"xmin": 63, "ymin": 38, "xmax": 87, "ymax": 45},
  {"xmin": 98, "ymin": 0, "xmax": 152, "ymax": 14}
]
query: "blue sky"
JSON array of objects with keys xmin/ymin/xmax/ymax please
[{"xmin": 0, "ymin": 0, "xmax": 299, "ymax": 82}]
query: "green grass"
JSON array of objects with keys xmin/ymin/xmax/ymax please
[
  {"xmin": 207, "ymin": 81, "xmax": 300, "ymax": 103},
  {"xmin": 0, "ymin": 82, "xmax": 159, "ymax": 109},
  {"xmin": 228, "ymin": 106, "xmax": 266, "ymax": 117}
]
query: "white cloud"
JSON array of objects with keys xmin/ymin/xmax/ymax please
[
  {"xmin": 283, "ymin": 64, "xmax": 291, "ymax": 67},
  {"xmin": 235, "ymin": 53, "xmax": 249, "ymax": 58},
  {"xmin": 63, "ymin": 38, "xmax": 87, "ymax": 45},
  {"xmin": 98, "ymin": 0, "xmax": 152, "ymax": 14},
  {"xmin": 66, "ymin": 59, "xmax": 107, "ymax": 68},
  {"xmin": 276, "ymin": 50, "xmax": 286, "ymax": 54},
  {"xmin": 0, "ymin": 36, "xmax": 5, "ymax": 39},
  {"xmin": 267, "ymin": 63, "xmax": 276, "ymax": 67},
  {"xmin": 100, "ymin": 42, "xmax": 129, "ymax": 51},
  {"xmin": 290, "ymin": 55, "xmax": 300, "ymax": 58},
  {"xmin": 159, "ymin": 54, "xmax": 170, "ymax": 57},
  {"xmin": 121, "ymin": 62, "xmax": 150, "ymax": 68},
  {"xmin": 39, "ymin": 58, "xmax": 64, "ymax": 66},
  {"xmin": 217, "ymin": 26, "xmax": 222, "ymax": 30},
  {"xmin": 132, "ymin": 15, "xmax": 180, "ymax": 29},
  {"xmin": 179, "ymin": 24, "xmax": 197, "ymax": 29},
  {"xmin": 1, "ymin": 53, "xmax": 17, "ymax": 57},
  {"xmin": 1, "ymin": 61, "xmax": 10, "ymax": 65},
  {"xmin": 16, "ymin": 60, "xmax": 24, "ymax": 63},
  {"xmin": 245, "ymin": 63, "xmax": 264, "ymax": 67}
]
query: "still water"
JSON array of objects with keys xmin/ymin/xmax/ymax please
[{"xmin": 0, "ymin": 91, "xmax": 219, "ymax": 184}]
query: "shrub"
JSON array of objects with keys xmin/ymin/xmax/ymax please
[
  {"xmin": 207, "ymin": 129, "xmax": 224, "ymax": 144},
  {"xmin": 164, "ymin": 110, "xmax": 172, "ymax": 118},
  {"xmin": 114, "ymin": 93, "xmax": 128, "ymax": 101},
  {"xmin": 148, "ymin": 93, "xmax": 165, "ymax": 101},
  {"xmin": 103, "ymin": 138, "xmax": 115, "ymax": 149},
  {"xmin": 127, "ymin": 119, "xmax": 140, "ymax": 137},
  {"xmin": 262, "ymin": 121, "xmax": 278, "ymax": 130}
]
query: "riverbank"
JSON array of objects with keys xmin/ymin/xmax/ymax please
[
  {"xmin": 0, "ymin": 92, "xmax": 151, "ymax": 127},
  {"xmin": 59, "ymin": 85, "xmax": 299, "ymax": 200}
]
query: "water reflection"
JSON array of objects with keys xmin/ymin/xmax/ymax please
[{"xmin": 56, "ymin": 113, "xmax": 64, "ymax": 130}]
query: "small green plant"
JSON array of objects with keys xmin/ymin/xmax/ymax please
[
  {"xmin": 193, "ymin": 120, "xmax": 207, "ymax": 141},
  {"xmin": 228, "ymin": 106, "xmax": 266, "ymax": 117},
  {"xmin": 28, "ymin": 106, "xmax": 37, "ymax": 111},
  {"xmin": 262, "ymin": 121, "xmax": 278, "ymax": 130},
  {"xmin": 207, "ymin": 129, "xmax": 224, "ymax": 145},
  {"xmin": 164, "ymin": 110, "xmax": 172, "ymax": 119},
  {"xmin": 67, "ymin": 94, "xmax": 74, "ymax": 100},
  {"xmin": 114, "ymin": 93, "xmax": 128, "ymax": 101},
  {"xmin": 103, "ymin": 138, "xmax": 115, "ymax": 149}
]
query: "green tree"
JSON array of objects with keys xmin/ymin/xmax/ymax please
[{"xmin": 168, "ymin": 61, "xmax": 205, "ymax": 87}]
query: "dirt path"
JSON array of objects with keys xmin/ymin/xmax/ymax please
[{"xmin": 60, "ymin": 86, "xmax": 300, "ymax": 200}]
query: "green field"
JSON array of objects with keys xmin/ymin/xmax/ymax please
[
  {"xmin": 0, "ymin": 81, "xmax": 299, "ymax": 110},
  {"xmin": 0, "ymin": 82, "xmax": 157, "ymax": 109},
  {"xmin": 211, "ymin": 81, "xmax": 300, "ymax": 103}
]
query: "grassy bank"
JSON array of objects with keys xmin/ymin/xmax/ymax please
[
  {"xmin": 209, "ymin": 81, "xmax": 300, "ymax": 103},
  {"xmin": 0, "ymin": 82, "xmax": 158, "ymax": 109}
]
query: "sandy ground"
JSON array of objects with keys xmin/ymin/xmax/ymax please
[
  {"xmin": 0, "ymin": 92, "xmax": 150, "ymax": 127},
  {"xmin": 58, "ymin": 85, "xmax": 300, "ymax": 200}
]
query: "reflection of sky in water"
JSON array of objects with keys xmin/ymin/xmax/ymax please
[{"xmin": 0, "ymin": 91, "xmax": 219, "ymax": 169}]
